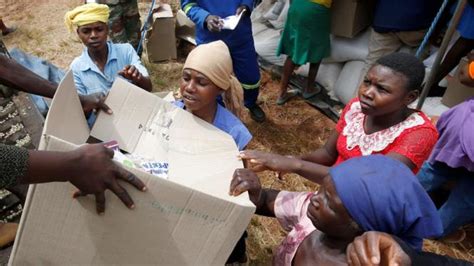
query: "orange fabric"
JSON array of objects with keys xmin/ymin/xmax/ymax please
[{"xmin": 469, "ymin": 61, "xmax": 474, "ymax": 80}]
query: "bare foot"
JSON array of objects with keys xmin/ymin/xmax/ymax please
[{"xmin": 2, "ymin": 26, "xmax": 17, "ymax": 36}]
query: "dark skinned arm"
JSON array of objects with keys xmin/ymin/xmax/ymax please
[
  {"xmin": 118, "ymin": 65, "xmax": 152, "ymax": 92},
  {"xmin": 21, "ymin": 144, "xmax": 147, "ymax": 214},
  {"xmin": 0, "ymin": 55, "xmax": 112, "ymax": 113},
  {"xmin": 299, "ymin": 130, "xmax": 339, "ymax": 166},
  {"xmin": 229, "ymin": 168, "xmax": 279, "ymax": 217},
  {"xmin": 387, "ymin": 153, "xmax": 416, "ymax": 171},
  {"xmin": 240, "ymin": 150, "xmax": 330, "ymax": 184},
  {"xmin": 239, "ymin": 130, "xmax": 338, "ymax": 184},
  {"xmin": 0, "ymin": 54, "xmax": 57, "ymax": 98}
]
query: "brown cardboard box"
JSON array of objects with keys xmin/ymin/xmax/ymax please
[
  {"xmin": 9, "ymin": 72, "xmax": 255, "ymax": 265},
  {"xmin": 442, "ymin": 57, "xmax": 474, "ymax": 107},
  {"xmin": 331, "ymin": 0, "xmax": 375, "ymax": 38},
  {"xmin": 145, "ymin": 4, "xmax": 177, "ymax": 62},
  {"xmin": 176, "ymin": 9, "xmax": 196, "ymax": 45}
]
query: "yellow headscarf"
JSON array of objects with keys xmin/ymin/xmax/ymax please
[
  {"xmin": 183, "ymin": 41, "xmax": 245, "ymax": 119},
  {"xmin": 64, "ymin": 3, "xmax": 110, "ymax": 32}
]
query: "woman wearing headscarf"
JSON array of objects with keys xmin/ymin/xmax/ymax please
[
  {"xmin": 230, "ymin": 155, "xmax": 443, "ymax": 265},
  {"xmin": 175, "ymin": 40, "xmax": 251, "ymax": 151},
  {"xmin": 175, "ymin": 40, "xmax": 252, "ymax": 264},
  {"xmin": 65, "ymin": 3, "xmax": 151, "ymax": 97}
]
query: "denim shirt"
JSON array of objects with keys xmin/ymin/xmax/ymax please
[{"xmin": 70, "ymin": 41, "xmax": 148, "ymax": 96}]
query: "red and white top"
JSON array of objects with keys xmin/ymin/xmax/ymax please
[{"xmin": 334, "ymin": 98, "xmax": 438, "ymax": 173}]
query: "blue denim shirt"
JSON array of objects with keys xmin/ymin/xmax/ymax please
[
  {"xmin": 174, "ymin": 100, "xmax": 252, "ymax": 150},
  {"xmin": 70, "ymin": 41, "xmax": 148, "ymax": 95}
]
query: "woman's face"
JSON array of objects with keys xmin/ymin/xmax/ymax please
[
  {"xmin": 357, "ymin": 65, "xmax": 418, "ymax": 116},
  {"xmin": 180, "ymin": 68, "xmax": 222, "ymax": 113},
  {"xmin": 307, "ymin": 176, "xmax": 359, "ymax": 239},
  {"xmin": 77, "ymin": 22, "xmax": 108, "ymax": 52}
]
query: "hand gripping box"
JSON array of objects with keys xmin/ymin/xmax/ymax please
[{"xmin": 9, "ymin": 72, "xmax": 255, "ymax": 265}]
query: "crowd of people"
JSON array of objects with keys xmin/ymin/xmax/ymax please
[{"xmin": 0, "ymin": 0, "xmax": 472, "ymax": 265}]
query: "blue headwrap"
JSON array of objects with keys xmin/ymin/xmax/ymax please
[{"xmin": 330, "ymin": 155, "xmax": 443, "ymax": 250}]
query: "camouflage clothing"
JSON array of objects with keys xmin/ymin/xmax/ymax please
[
  {"xmin": 0, "ymin": 41, "xmax": 33, "ymax": 149},
  {"xmin": 99, "ymin": 0, "xmax": 141, "ymax": 50},
  {"xmin": 0, "ymin": 40, "xmax": 40, "ymax": 223}
]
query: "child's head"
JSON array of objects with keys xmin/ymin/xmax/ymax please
[
  {"xmin": 180, "ymin": 41, "xmax": 244, "ymax": 119},
  {"xmin": 358, "ymin": 53, "xmax": 425, "ymax": 116},
  {"xmin": 307, "ymin": 155, "xmax": 442, "ymax": 250},
  {"xmin": 65, "ymin": 3, "xmax": 110, "ymax": 51}
]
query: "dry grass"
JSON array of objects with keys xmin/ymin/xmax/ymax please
[{"xmin": 4, "ymin": 1, "xmax": 473, "ymax": 264}]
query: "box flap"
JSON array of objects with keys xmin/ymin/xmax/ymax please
[
  {"xmin": 90, "ymin": 78, "xmax": 174, "ymax": 156},
  {"xmin": 176, "ymin": 9, "xmax": 197, "ymax": 45},
  {"xmin": 152, "ymin": 3, "xmax": 173, "ymax": 19},
  {"xmin": 39, "ymin": 71, "xmax": 90, "ymax": 147}
]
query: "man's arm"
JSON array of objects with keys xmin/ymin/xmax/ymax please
[
  {"xmin": 181, "ymin": 0, "xmax": 211, "ymax": 30},
  {"xmin": 0, "ymin": 55, "xmax": 112, "ymax": 113},
  {"xmin": 0, "ymin": 55, "xmax": 56, "ymax": 98},
  {"xmin": 0, "ymin": 143, "xmax": 147, "ymax": 214}
]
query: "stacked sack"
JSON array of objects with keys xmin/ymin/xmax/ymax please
[{"xmin": 252, "ymin": 0, "xmax": 370, "ymax": 104}]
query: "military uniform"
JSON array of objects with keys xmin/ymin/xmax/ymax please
[
  {"xmin": 98, "ymin": 0, "xmax": 141, "ymax": 50},
  {"xmin": 0, "ymin": 39, "xmax": 44, "ymax": 222}
]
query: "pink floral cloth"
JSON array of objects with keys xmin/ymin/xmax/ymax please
[{"xmin": 273, "ymin": 191, "xmax": 317, "ymax": 266}]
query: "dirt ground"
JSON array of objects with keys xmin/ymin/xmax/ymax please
[{"xmin": 2, "ymin": 0, "xmax": 473, "ymax": 264}]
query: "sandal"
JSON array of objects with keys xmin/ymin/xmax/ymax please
[
  {"xmin": 276, "ymin": 89, "xmax": 299, "ymax": 105},
  {"xmin": 302, "ymin": 86, "xmax": 322, "ymax": 100}
]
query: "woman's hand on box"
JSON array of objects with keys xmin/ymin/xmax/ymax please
[{"xmin": 229, "ymin": 168, "xmax": 262, "ymax": 206}]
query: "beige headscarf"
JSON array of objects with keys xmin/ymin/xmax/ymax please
[
  {"xmin": 183, "ymin": 41, "xmax": 245, "ymax": 119},
  {"xmin": 64, "ymin": 3, "xmax": 110, "ymax": 32}
]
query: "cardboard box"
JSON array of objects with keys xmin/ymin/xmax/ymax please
[
  {"xmin": 145, "ymin": 4, "xmax": 177, "ymax": 62},
  {"xmin": 331, "ymin": 0, "xmax": 375, "ymax": 38},
  {"xmin": 176, "ymin": 9, "xmax": 196, "ymax": 45},
  {"xmin": 9, "ymin": 72, "xmax": 255, "ymax": 265},
  {"xmin": 442, "ymin": 57, "xmax": 474, "ymax": 107}
]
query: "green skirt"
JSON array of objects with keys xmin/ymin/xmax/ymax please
[{"xmin": 276, "ymin": 0, "xmax": 331, "ymax": 65}]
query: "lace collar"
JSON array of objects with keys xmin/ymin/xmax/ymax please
[{"xmin": 342, "ymin": 101, "xmax": 425, "ymax": 155}]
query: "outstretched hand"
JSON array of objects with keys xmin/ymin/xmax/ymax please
[
  {"xmin": 69, "ymin": 144, "xmax": 147, "ymax": 214},
  {"xmin": 239, "ymin": 150, "xmax": 297, "ymax": 178},
  {"xmin": 229, "ymin": 168, "xmax": 262, "ymax": 205},
  {"xmin": 346, "ymin": 231, "xmax": 411, "ymax": 266}
]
